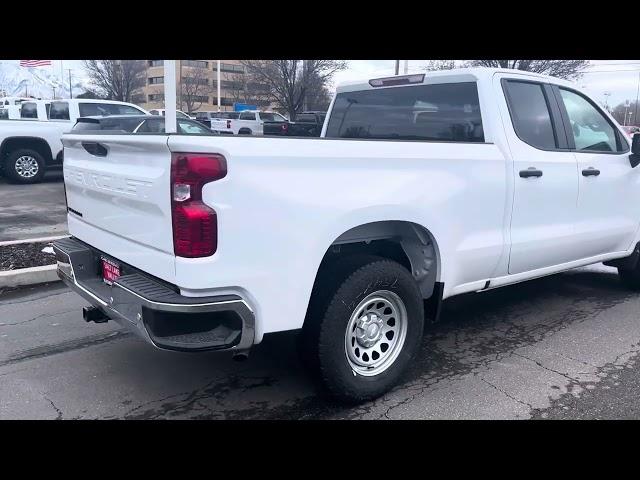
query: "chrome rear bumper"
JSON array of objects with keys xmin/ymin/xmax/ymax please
[{"xmin": 52, "ymin": 237, "xmax": 255, "ymax": 352}]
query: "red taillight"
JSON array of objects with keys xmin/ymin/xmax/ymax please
[{"xmin": 171, "ymin": 152, "xmax": 227, "ymax": 258}]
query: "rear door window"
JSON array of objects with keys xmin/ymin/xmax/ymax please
[
  {"xmin": 325, "ymin": 82, "xmax": 484, "ymax": 142},
  {"xmin": 239, "ymin": 112, "xmax": 255, "ymax": 121},
  {"xmin": 49, "ymin": 102, "xmax": 70, "ymax": 120},
  {"xmin": 20, "ymin": 102, "xmax": 38, "ymax": 118},
  {"xmin": 503, "ymin": 81, "xmax": 558, "ymax": 150}
]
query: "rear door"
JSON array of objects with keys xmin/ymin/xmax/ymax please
[
  {"xmin": 499, "ymin": 77, "xmax": 581, "ymax": 274},
  {"xmin": 554, "ymin": 86, "xmax": 640, "ymax": 257}
]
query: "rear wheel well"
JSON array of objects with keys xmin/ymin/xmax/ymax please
[
  {"xmin": 313, "ymin": 221, "xmax": 440, "ymax": 300},
  {"xmin": 1, "ymin": 137, "xmax": 53, "ymax": 165}
]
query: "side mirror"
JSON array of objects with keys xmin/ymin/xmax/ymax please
[{"xmin": 630, "ymin": 133, "xmax": 640, "ymax": 168}]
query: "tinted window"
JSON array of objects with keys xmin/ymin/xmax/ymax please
[
  {"xmin": 73, "ymin": 117, "xmax": 145, "ymax": 132},
  {"xmin": 295, "ymin": 114, "xmax": 317, "ymax": 123},
  {"xmin": 259, "ymin": 112, "xmax": 286, "ymax": 122},
  {"xmin": 239, "ymin": 112, "xmax": 255, "ymax": 120},
  {"xmin": 504, "ymin": 81, "xmax": 557, "ymax": 150},
  {"xmin": 559, "ymin": 88, "xmax": 623, "ymax": 152},
  {"xmin": 79, "ymin": 103, "xmax": 144, "ymax": 117},
  {"xmin": 325, "ymin": 82, "xmax": 484, "ymax": 142},
  {"xmin": 20, "ymin": 102, "xmax": 38, "ymax": 118},
  {"xmin": 49, "ymin": 102, "xmax": 70, "ymax": 120},
  {"xmin": 178, "ymin": 119, "xmax": 212, "ymax": 134},
  {"xmin": 135, "ymin": 119, "xmax": 164, "ymax": 133}
]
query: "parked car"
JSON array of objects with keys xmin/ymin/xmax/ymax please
[
  {"xmin": 55, "ymin": 68, "xmax": 640, "ymax": 403},
  {"xmin": 0, "ymin": 96, "xmax": 33, "ymax": 107},
  {"xmin": 73, "ymin": 115, "xmax": 216, "ymax": 135},
  {"xmin": 211, "ymin": 110, "xmax": 288, "ymax": 135},
  {"xmin": 149, "ymin": 108, "xmax": 193, "ymax": 120},
  {"xmin": 0, "ymin": 99, "xmax": 147, "ymax": 184},
  {"xmin": 0, "ymin": 104, "xmax": 22, "ymax": 120},
  {"xmin": 195, "ymin": 111, "xmax": 239, "ymax": 129},
  {"xmin": 263, "ymin": 111, "xmax": 326, "ymax": 137}
]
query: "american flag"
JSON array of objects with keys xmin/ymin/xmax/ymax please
[{"xmin": 19, "ymin": 60, "xmax": 52, "ymax": 67}]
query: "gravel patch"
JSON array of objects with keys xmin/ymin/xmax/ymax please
[{"xmin": 0, "ymin": 241, "xmax": 57, "ymax": 271}]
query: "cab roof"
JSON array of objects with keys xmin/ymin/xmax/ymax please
[{"xmin": 335, "ymin": 67, "xmax": 577, "ymax": 94}]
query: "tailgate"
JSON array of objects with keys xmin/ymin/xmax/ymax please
[{"xmin": 61, "ymin": 134, "xmax": 176, "ymax": 282}]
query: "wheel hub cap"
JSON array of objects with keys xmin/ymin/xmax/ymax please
[
  {"xmin": 345, "ymin": 290, "xmax": 408, "ymax": 377},
  {"xmin": 15, "ymin": 156, "xmax": 39, "ymax": 178},
  {"xmin": 355, "ymin": 313, "xmax": 384, "ymax": 347}
]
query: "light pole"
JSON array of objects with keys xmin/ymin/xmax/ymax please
[
  {"xmin": 604, "ymin": 91, "xmax": 611, "ymax": 111},
  {"xmin": 624, "ymin": 100, "xmax": 630, "ymax": 126},
  {"xmin": 634, "ymin": 72, "xmax": 640, "ymax": 127},
  {"xmin": 66, "ymin": 69, "xmax": 73, "ymax": 99}
]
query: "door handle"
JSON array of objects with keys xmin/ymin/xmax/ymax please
[
  {"xmin": 582, "ymin": 168, "xmax": 601, "ymax": 177},
  {"xmin": 519, "ymin": 168, "xmax": 543, "ymax": 178}
]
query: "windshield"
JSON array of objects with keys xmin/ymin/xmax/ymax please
[{"xmin": 259, "ymin": 112, "xmax": 287, "ymax": 122}]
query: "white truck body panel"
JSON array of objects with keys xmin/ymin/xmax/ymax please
[{"xmin": 59, "ymin": 68, "xmax": 640, "ymax": 346}]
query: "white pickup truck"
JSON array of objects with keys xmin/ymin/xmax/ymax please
[
  {"xmin": 210, "ymin": 110, "xmax": 288, "ymax": 135},
  {"xmin": 0, "ymin": 99, "xmax": 147, "ymax": 183},
  {"xmin": 54, "ymin": 68, "xmax": 640, "ymax": 403}
]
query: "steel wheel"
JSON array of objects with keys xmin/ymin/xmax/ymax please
[
  {"xmin": 14, "ymin": 155, "xmax": 39, "ymax": 178},
  {"xmin": 345, "ymin": 290, "xmax": 408, "ymax": 377}
]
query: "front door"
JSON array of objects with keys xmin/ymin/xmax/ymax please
[{"xmin": 555, "ymin": 86, "xmax": 640, "ymax": 258}]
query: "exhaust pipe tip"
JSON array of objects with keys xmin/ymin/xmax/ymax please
[
  {"xmin": 83, "ymin": 306, "xmax": 109, "ymax": 324},
  {"xmin": 232, "ymin": 350, "xmax": 250, "ymax": 362}
]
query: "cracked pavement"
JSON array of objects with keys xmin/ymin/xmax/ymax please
[{"xmin": 2, "ymin": 262, "xmax": 640, "ymax": 419}]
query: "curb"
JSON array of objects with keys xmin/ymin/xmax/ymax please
[
  {"xmin": 0, "ymin": 265, "xmax": 59, "ymax": 288},
  {"xmin": 0, "ymin": 235, "xmax": 70, "ymax": 247}
]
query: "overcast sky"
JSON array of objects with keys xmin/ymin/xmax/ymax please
[
  {"xmin": 332, "ymin": 60, "xmax": 640, "ymax": 108},
  {"xmin": 8, "ymin": 59, "xmax": 640, "ymax": 109}
]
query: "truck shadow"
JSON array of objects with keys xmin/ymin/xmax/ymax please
[{"xmin": 115, "ymin": 265, "xmax": 636, "ymax": 420}]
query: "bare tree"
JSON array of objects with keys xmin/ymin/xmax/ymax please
[
  {"xmin": 0, "ymin": 69, "xmax": 11, "ymax": 97},
  {"xmin": 180, "ymin": 66, "xmax": 213, "ymax": 114},
  {"xmin": 225, "ymin": 71, "xmax": 270, "ymax": 106},
  {"xmin": 241, "ymin": 60, "xmax": 347, "ymax": 120},
  {"xmin": 465, "ymin": 60, "xmax": 590, "ymax": 80},
  {"xmin": 83, "ymin": 60, "xmax": 146, "ymax": 102},
  {"xmin": 612, "ymin": 100, "xmax": 639, "ymax": 126},
  {"xmin": 423, "ymin": 60, "xmax": 457, "ymax": 71}
]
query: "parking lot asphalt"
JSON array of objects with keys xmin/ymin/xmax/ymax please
[
  {"xmin": 1, "ymin": 262, "xmax": 640, "ymax": 419},
  {"xmin": 0, "ymin": 170, "xmax": 67, "ymax": 242}
]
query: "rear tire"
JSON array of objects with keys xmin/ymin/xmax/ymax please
[
  {"xmin": 301, "ymin": 256, "xmax": 424, "ymax": 403},
  {"xmin": 4, "ymin": 149, "xmax": 46, "ymax": 184}
]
